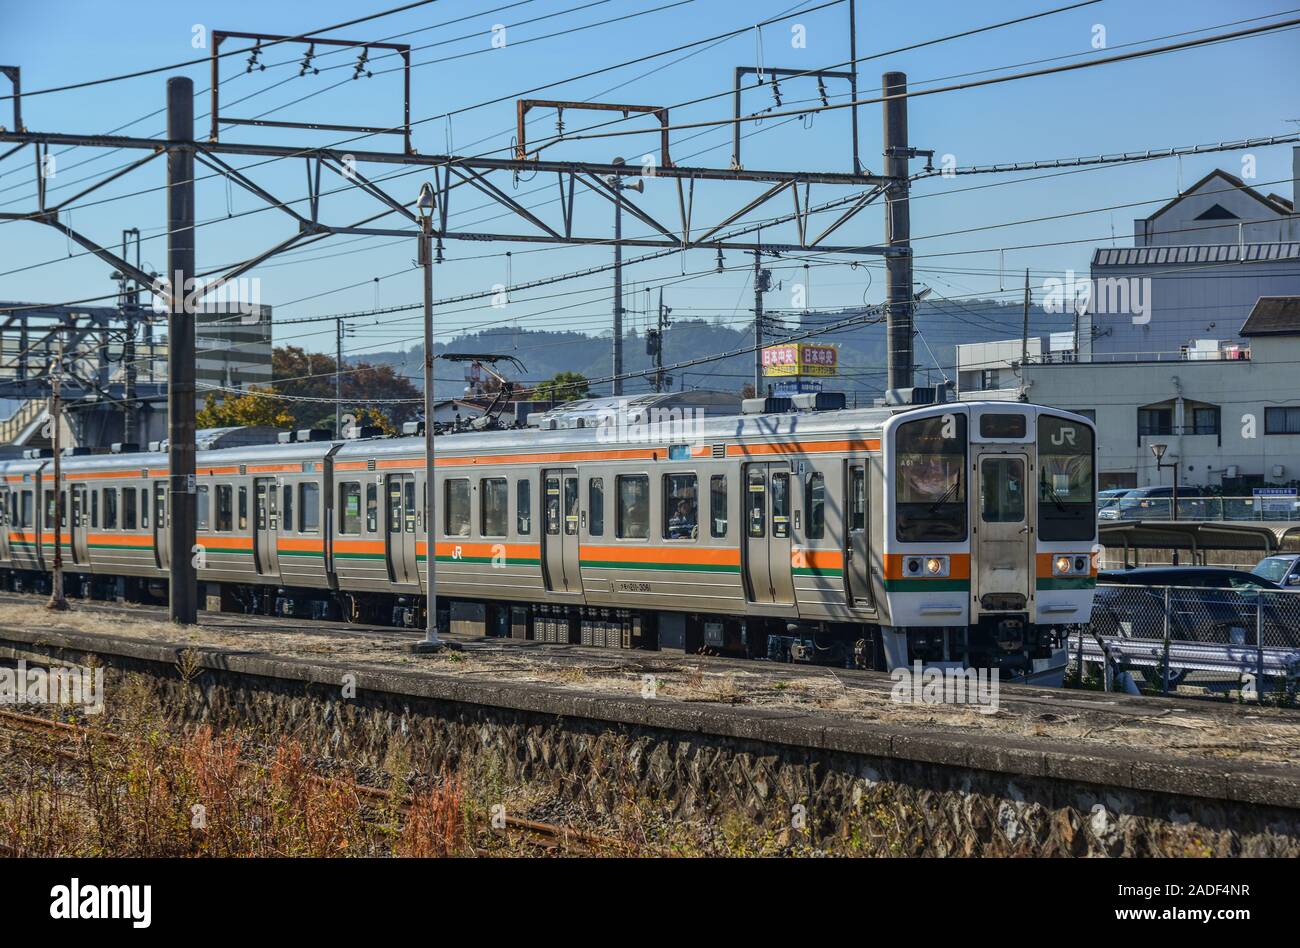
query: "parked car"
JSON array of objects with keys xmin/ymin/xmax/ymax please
[
  {"xmin": 1097, "ymin": 486, "xmax": 1210, "ymax": 520},
  {"xmin": 1252, "ymin": 554, "xmax": 1300, "ymax": 588},
  {"xmin": 1093, "ymin": 566, "xmax": 1288, "ymax": 648},
  {"xmin": 1097, "ymin": 488, "xmax": 1133, "ymax": 512}
]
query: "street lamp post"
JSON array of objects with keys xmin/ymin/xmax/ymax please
[
  {"xmin": 413, "ymin": 181, "xmax": 442, "ymax": 652},
  {"xmin": 1151, "ymin": 442, "xmax": 1180, "ymax": 521}
]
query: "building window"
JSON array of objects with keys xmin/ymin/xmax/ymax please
[
  {"xmin": 1188, "ymin": 406, "xmax": 1220, "ymax": 436},
  {"xmin": 1138, "ymin": 407, "xmax": 1173, "ymax": 436},
  {"xmin": 1266, "ymin": 407, "xmax": 1300, "ymax": 435},
  {"xmin": 480, "ymin": 478, "xmax": 508, "ymax": 537}
]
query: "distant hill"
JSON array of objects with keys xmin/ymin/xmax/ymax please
[{"xmin": 359, "ymin": 298, "xmax": 1065, "ymax": 401}]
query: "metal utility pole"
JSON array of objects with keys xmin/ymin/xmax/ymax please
[
  {"xmin": 1021, "ymin": 268, "xmax": 1031, "ymax": 367},
  {"xmin": 335, "ymin": 316, "xmax": 344, "ymax": 436},
  {"xmin": 883, "ymin": 71, "xmax": 914, "ymax": 391},
  {"xmin": 414, "ymin": 182, "xmax": 442, "ymax": 652},
  {"xmin": 753, "ymin": 245, "xmax": 764, "ymax": 395},
  {"xmin": 649, "ymin": 287, "xmax": 672, "ymax": 393},
  {"xmin": 47, "ymin": 339, "xmax": 67, "ymax": 612},
  {"xmin": 606, "ymin": 160, "xmax": 643, "ymax": 397},
  {"xmin": 166, "ymin": 77, "xmax": 197, "ymax": 625},
  {"xmin": 121, "ymin": 227, "xmax": 141, "ymax": 446}
]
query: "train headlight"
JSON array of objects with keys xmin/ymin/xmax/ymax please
[
  {"xmin": 1054, "ymin": 555, "xmax": 1072, "ymax": 575},
  {"xmin": 1052, "ymin": 554, "xmax": 1089, "ymax": 575},
  {"xmin": 904, "ymin": 555, "xmax": 949, "ymax": 578}
]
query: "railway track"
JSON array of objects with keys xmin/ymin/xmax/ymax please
[{"xmin": 0, "ymin": 707, "xmax": 629, "ymax": 856}]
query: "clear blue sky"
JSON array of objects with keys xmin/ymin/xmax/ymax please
[{"xmin": 0, "ymin": 0, "xmax": 1296, "ymax": 373}]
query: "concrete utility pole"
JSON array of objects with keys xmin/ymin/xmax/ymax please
[
  {"xmin": 883, "ymin": 71, "xmax": 914, "ymax": 391},
  {"xmin": 47, "ymin": 340, "xmax": 67, "ymax": 612},
  {"xmin": 753, "ymin": 245, "xmax": 764, "ymax": 395},
  {"xmin": 166, "ymin": 77, "xmax": 197, "ymax": 625},
  {"xmin": 414, "ymin": 182, "xmax": 442, "ymax": 652}
]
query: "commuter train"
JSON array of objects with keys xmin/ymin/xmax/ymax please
[{"xmin": 0, "ymin": 394, "xmax": 1097, "ymax": 675}]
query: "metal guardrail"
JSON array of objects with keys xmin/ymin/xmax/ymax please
[
  {"xmin": 1070, "ymin": 583, "xmax": 1300, "ymax": 693},
  {"xmin": 1100, "ymin": 496, "xmax": 1300, "ymax": 522}
]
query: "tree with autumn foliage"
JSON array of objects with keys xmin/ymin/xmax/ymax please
[
  {"xmin": 272, "ymin": 345, "xmax": 422, "ymax": 433},
  {"xmin": 195, "ymin": 388, "xmax": 294, "ymax": 429}
]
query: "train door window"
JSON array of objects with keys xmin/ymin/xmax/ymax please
[
  {"xmin": 445, "ymin": 479, "xmax": 470, "ymax": 537},
  {"xmin": 544, "ymin": 476, "xmax": 561, "ymax": 535},
  {"xmin": 516, "ymin": 479, "xmax": 532, "ymax": 535},
  {"xmin": 403, "ymin": 480, "xmax": 415, "ymax": 535},
  {"xmin": 89, "ymin": 490, "xmax": 97, "ymax": 529},
  {"xmin": 299, "ymin": 483, "xmax": 320, "ymax": 533},
  {"xmin": 44, "ymin": 489, "xmax": 55, "ymax": 528},
  {"xmin": 282, "ymin": 486, "xmax": 293, "ymax": 533},
  {"xmin": 481, "ymin": 478, "xmax": 508, "ymax": 537},
  {"xmin": 563, "ymin": 476, "xmax": 579, "ymax": 536},
  {"xmin": 771, "ymin": 472, "xmax": 791, "ymax": 539},
  {"xmin": 140, "ymin": 488, "xmax": 149, "ymax": 528},
  {"xmin": 662, "ymin": 474, "xmax": 698, "ymax": 540},
  {"xmin": 104, "ymin": 488, "xmax": 118, "ymax": 529},
  {"xmin": 388, "ymin": 480, "xmax": 402, "ymax": 536},
  {"xmin": 805, "ymin": 472, "xmax": 826, "ymax": 540},
  {"xmin": 746, "ymin": 470, "xmax": 765, "ymax": 538},
  {"xmin": 59, "ymin": 490, "xmax": 67, "ymax": 528},
  {"xmin": 238, "ymin": 487, "xmax": 248, "ymax": 531},
  {"xmin": 980, "ymin": 457, "xmax": 1025, "ymax": 523},
  {"xmin": 123, "ymin": 488, "xmax": 137, "ymax": 530},
  {"xmin": 710, "ymin": 474, "xmax": 728, "ymax": 538},
  {"xmin": 365, "ymin": 483, "xmax": 378, "ymax": 533},
  {"xmin": 588, "ymin": 478, "xmax": 604, "ymax": 536},
  {"xmin": 215, "ymin": 485, "xmax": 233, "ymax": 532},
  {"xmin": 153, "ymin": 485, "xmax": 165, "ymax": 529},
  {"xmin": 340, "ymin": 482, "xmax": 362, "ymax": 535},
  {"xmin": 850, "ymin": 466, "xmax": 866, "ymax": 531},
  {"xmin": 196, "ymin": 486, "xmax": 210, "ymax": 531},
  {"xmin": 616, "ymin": 474, "xmax": 649, "ymax": 539}
]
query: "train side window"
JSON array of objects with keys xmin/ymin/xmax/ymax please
[
  {"xmin": 588, "ymin": 478, "xmax": 604, "ymax": 536},
  {"xmin": 850, "ymin": 466, "xmax": 866, "ymax": 532},
  {"xmin": 89, "ymin": 490, "xmax": 97, "ymax": 529},
  {"xmin": 299, "ymin": 483, "xmax": 320, "ymax": 533},
  {"xmin": 805, "ymin": 472, "xmax": 826, "ymax": 540},
  {"xmin": 104, "ymin": 488, "xmax": 118, "ymax": 529},
  {"xmin": 710, "ymin": 474, "xmax": 727, "ymax": 538},
  {"xmin": 746, "ymin": 470, "xmax": 765, "ymax": 538},
  {"xmin": 365, "ymin": 483, "xmax": 378, "ymax": 533},
  {"xmin": 481, "ymin": 478, "xmax": 508, "ymax": 537},
  {"xmin": 123, "ymin": 487, "xmax": 137, "ymax": 530},
  {"xmin": 140, "ymin": 488, "xmax": 149, "ymax": 528},
  {"xmin": 771, "ymin": 473, "xmax": 790, "ymax": 539},
  {"xmin": 445, "ymin": 478, "xmax": 470, "ymax": 537},
  {"xmin": 339, "ymin": 482, "xmax": 362, "ymax": 535},
  {"xmin": 616, "ymin": 474, "xmax": 649, "ymax": 540},
  {"xmin": 282, "ymin": 486, "xmax": 293, "ymax": 533},
  {"xmin": 238, "ymin": 486, "xmax": 248, "ymax": 531},
  {"xmin": 215, "ymin": 485, "xmax": 233, "ymax": 532},
  {"xmin": 196, "ymin": 486, "xmax": 210, "ymax": 531},
  {"xmin": 153, "ymin": 484, "xmax": 165, "ymax": 529},
  {"xmin": 516, "ymin": 479, "xmax": 532, "ymax": 535},
  {"xmin": 662, "ymin": 474, "xmax": 698, "ymax": 540},
  {"xmin": 44, "ymin": 489, "xmax": 55, "ymax": 528},
  {"xmin": 544, "ymin": 476, "xmax": 561, "ymax": 535}
]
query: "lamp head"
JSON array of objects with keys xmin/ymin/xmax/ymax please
[{"xmin": 416, "ymin": 182, "xmax": 436, "ymax": 218}]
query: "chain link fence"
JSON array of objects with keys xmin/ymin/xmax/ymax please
[{"xmin": 1072, "ymin": 584, "xmax": 1300, "ymax": 698}]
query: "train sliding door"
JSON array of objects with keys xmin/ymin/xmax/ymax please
[
  {"xmin": 385, "ymin": 473, "xmax": 419, "ymax": 586},
  {"xmin": 67, "ymin": 486, "xmax": 89, "ymax": 567},
  {"xmin": 844, "ymin": 461, "xmax": 873, "ymax": 606},
  {"xmin": 743, "ymin": 462, "xmax": 793, "ymax": 605},
  {"xmin": 253, "ymin": 478, "xmax": 280, "ymax": 577},
  {"xmin": 541, "ymin": 468, "xmax": 582, "ymax": 594},
  {"xmin": 973, "ymin": 451, "xmax": 1033, "ymax": 610}
]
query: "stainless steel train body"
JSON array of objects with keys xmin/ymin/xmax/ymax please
[{"xmin": 0, "ymin": 400, "xmax": 1097, "ymax": 672}]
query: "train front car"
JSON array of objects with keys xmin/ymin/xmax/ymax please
[{"xmin": 879, "ymin": 402, "xmax": 1097, "ymax": 680}]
